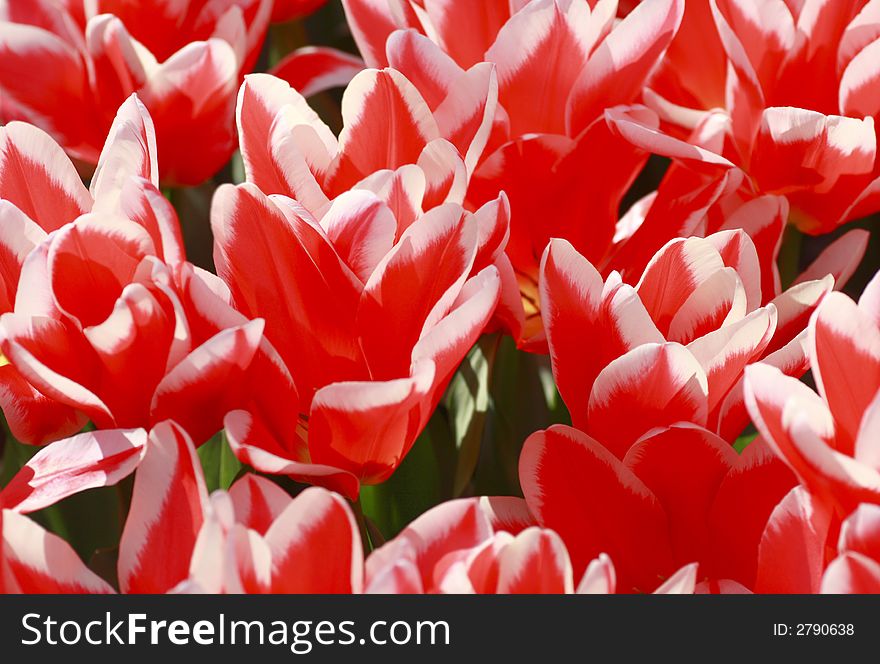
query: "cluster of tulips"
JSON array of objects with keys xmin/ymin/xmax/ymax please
[{"xmin": 1, "ymin": 0, "xmax": 880, "ymax": 594}]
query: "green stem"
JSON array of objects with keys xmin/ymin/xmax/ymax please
[
  {"xmin": 778, "ymin": 225, "xmax": 804, "ymax": 291},
  {"xmin": 269, "ymin": 20, "xmax": 308, "ymax": 67},
  {"xmin": 350, "ymin": 496, "xmax": 373, "ymax": 554},
  {"xmin": 116, "ymin": 474, "xmax": 134, "ymax": 528}
]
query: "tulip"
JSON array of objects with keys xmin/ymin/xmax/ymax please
[
  {"xmin": 742, "ymin": 271, "xmax": 880, "ymax": 591},
  {"xmin": 1, "ymin": 421, "xmax": 363, "ymax": 593},
  {"xmin": 519, "ymin": 423, "xmax": 796, "ymax": 592},
  {"xmin": 340, "ymin": 0, "xmax": 689, "ymax": 346},
  {"xmin": 744, "ymin": 272, "xmax": 880, "ymax": 519},
  {"xmin": 0, "ymin": 96, "xmax": 286, "ymax": 446},
  {"xmin": 366, "ymin": 495, "xmax": 700, "ymax": 593},
  {"xmin": 212, "ymin": 72, "xmax": 507, "ymax": 497},
  {"xmin": 642, "ymin": 0, "xmax": 880, "ymax": 234},
  {"xmin": 0, "ymin": 0, "xmax": 274, "ymax": 184},
  {"xmin": 539, "ymin": 230, "xmax": 861, "ymax": 448}
]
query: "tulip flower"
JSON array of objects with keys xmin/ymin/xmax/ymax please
[
  {"xmin": 120, "ymin": 422, "xmax": 363, "ymax": 594},
  {"xmin": 212, "ymin": 73, "xmax": 507, "ymax": 497},
  {"xmin": 539, "ymin": 230, "xmax": 863, "ymax": 448},
  {"xmin": 340, "ymin": 0, "xmax": 690, "ymax": 346},
  {"xmin": 744, "ymin": 272, "xmax": 880, "ymax": 519},
  {"xmin": 740, "ymin": 271, "xmax": 880, "ymax": 592},
  {"xmin": 1, "ymin": 421, "xmax": 363, "ymax": 593},
  {"xmin": 641, "ymin": 0, "xmax": 880, "ymax": 234},
  {"xmin": 366, "ymin": 495, "xmax": 700, "ymax": 593},
  {"xmin": 212, "ymin": 184, "xmax": 503, "ymax": 498},
  {"xmin": 0, "ymin": 96, "xmax": 286, "ymax": 446},
  {"xmin": 742, "ymin": 272, "xmax": 880, "ymax": 587},
  {"xmin": 519, "ymin": 423, "xmax": 796, "ymax": 592},
  {"xmin": 0, "ymin": 0, "xmax": 274, "ymax": 184}
]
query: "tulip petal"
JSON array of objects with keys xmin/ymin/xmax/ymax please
[
  {"xmin": 366, "ymin": 498, "xmax": 493, "ymax": 590},
  {"xmin": 519, "ymin": 425, "xmax": 674, "ymax": 592},
  {"xmin": 319, "ymin": 190, "xmax": 396, "ymax": 283},
  {"xmin": 328, "ymin": 68, "xmax": 440, "ymax": 192},
  {"xmin": 90, "ymin": 94, "xmax": 159, "ymax": 211},
  {"xmin": 478, "ymin": 496, "xmax": 534, "ymax": 535},
  {"xmin": 151, "ymin": 320, "xmax": 265, "ymax": 443},
  {"xmin": 0, "ymin": 428, "xmax": 147, "ymax": 514},
  {"xmin": 540, "ymin": 238, "xmax": 662, "ymax": 428},
  {"xmin": 224, "ymin": 410, "xmax": 359, "ymax": 499},
  {"xmin": 358, "ymin": 203, "xmax": 475, "ymax": 379},
  {"xmin": 496, "ymin": 528, "xmax": 574, "ymax": 594},
  {"xmin": 567, "ymin": 0, "xmax": 684, "ymax": 134},
  {"xmin": 840, "ymin": 36, "xmax": 880, "ymax": 118},
  {"xmin": 687, "ymin": 306, "xmax": 776, "ymax": 415},
  {"xmin": 750, "ymin": 108, "xmax": 876, "ymax": 198},
  {"xmin": 308, "ymin": 361, "xmax": 436, "ymax": 484},
  {"xmin": 0, "ymin": 200, "xmax": 46, "ymax": 312},
  {"xmin": 118, "ymin": 421, "xmax": 208, "ymax": 594},
  {"xmin": 119, "ymin": 177, "xmax": 186, "ymax": 265},
  {"xmin": 587, "ymin": 343, "xmax": 709, "ymax": 458},
  {"xmin": 707, "ymin": 437, "xmax": 797, "ymax": 587},
  {"xmin": 0, "ymin": 363, "xmax": 86, "ymax": 445},
  {"xmin": 0, "ymin": 122, "xmax": 91, "ymax": 232},
  {"xmin": 138, "ymin": 39, "xmax": 240, "ymax": 185},
  {"xmin": 755, "ymin": 486, "xmax": 831, "ymax": 593},
  {"xmin": 1, "ymin": 510, "xmax": 114, "ymax": 593},
  {"xmin": 212, "ymin": 184, "xmax": 364, "ymax": 402},
  {"xmin": 625, "ymin": 424, "xmax": 737, "ymax": 566},
  {"xmin": 809, "ymin": 291, "xmax": 880, "ymax": 449},
  {"xmin": 576, "ymin": 553, "xmax": 617, "ymax": 594},
  {"xmin": 228, "ymin": 474, "xmax": 290, "ymax": 536},
  {"xmin": 263, "ymin": 487, "xmax": 363, "ymax": 593},
  {"xmin": 235, "ymin": 73, "xmax": 335, "ymax": 211},
  {"xmin": 821, "ymin": 552, "xmax": 880, "ymax": 593},
  {"xmin": 271, "ymin": 46, "xmax": 365, "ymax": 98}
]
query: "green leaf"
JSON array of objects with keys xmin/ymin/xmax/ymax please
[
  {"xmin": 445, "ymin": 334, "xmax": 499, "ymax": 496},
  {"xmin": 0, "ymin": 433, "xmax": 38, "ymax": 488},
  {"xmin": 734, "ymin": 431, "xmax": 758, "ymax": 454},
  {"xmin": 474, "ymin": 337, "xmax": 571, "ymax": 496},
  {"xmin": 198, "ymin": 430, "xmax": 242, "ymax": 492},
  {"xmin": 229, "ymin": 150, "xmax": 246, "ymax": 184},
  {"xmin": 359, "ymin": 413, "xmax": 452, "ymax": 539},
  {"xmin": 31, "ymin": 486, "xmax": 122, "ymax": 561}
]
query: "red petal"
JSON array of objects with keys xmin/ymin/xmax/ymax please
[
  {"xmin": 755, "ymin": 487, "xmax": 832, "ymax": 593},
  {"xmin": 0, "ymin": 122, "xmax": 91, "ymax": 232},
  {"xmin": 0, "ymin": 428, "xmax": 146, "ymax": 514},
  {"xmin": 821, "ymin": 552, "xmax": 880, "ymax": 593},
  {"xmin": 586, "ymin": 343, "xmax": 709, "ymax": 458},
  {"xmin": 211, "ymin": 183, "xmax": 364, "ymax": 404},
  {"xmin": 264, "ymin": 487, "xmax": 363, "ymax": 593},
  {"xmin": 567, "ymin": 0, "xmax": 684, "ymax": 134},
  {"xmin": 366, "ymin": 497, "xmax": 492, "ymax": 591},
  {"xmin": 357, "ymin": 204, "xmax": 474, "ymax": 379},
  {"xmin": 308, "ymin": 362, "xmax": 436, "ymax": 484},
  {"xmin": 541, "ymin": 238, "xmax": 661, "ymax": 428},
  {"xmin": 327, "ymin": 68, "xmax": 439, "ymax": 193},
  {"xmin": 118, "ymin": 421, "xmax": 208, "ymax": 594},
  {"xmin": 519, "ymin": 425, "xmax": 674, "ymax": 592},
  {"xmin": 1, "ymin": 510, "xmax": 114, "ymax": 593},
  {"xmin": 271, "ymin": 46, "xmax": 364, "ymax": 98},
  {"xmin": 809, "ymin": 291, "xmax": 880, "ymax": 451},
  {"xmin": 624, "ymin": 424, "xmax": 737, "ymax": 567},
  {"xmin": 228, "ymin": 474, "xmax": 290, "ymax": 536},
  {"xmin": 496, "ymin": 528, "xmax": 574, "ymax": 594}
]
